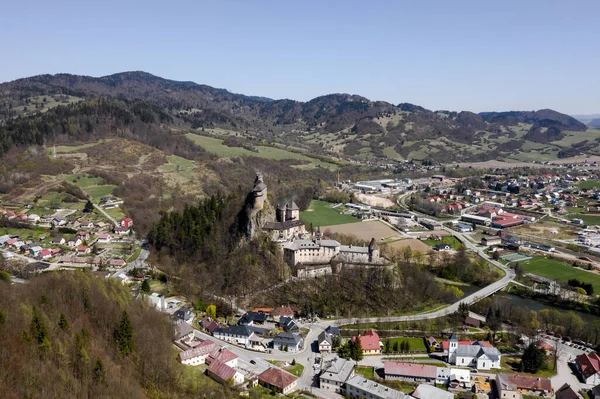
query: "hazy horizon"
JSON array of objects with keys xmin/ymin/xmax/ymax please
[{"xmin": 1, "ymin": 0, "xmax": 599, "ymax": 114}]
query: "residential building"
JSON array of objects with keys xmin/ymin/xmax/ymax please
[
  {"xmin": 345, "ymin": 375, "xmax": 408, "ymax": 399},
  {"xmin": 174, "ymin": 306, "xmax": 193, "ymax": 322},
  {"xmin": 272, "ymin": 332, "xmax": 303, "ymax": 352},
  {"xmin": 207, "ymin": 360, "xmax": 244, "ymax": 386},
  {"xmin": 495, "ymin": 374, "xmax": 552, "ymax": 399},
  {"xmin": 271, "ymin": 306, "xmax": 294, "ymax": 322},
  {"xmin": 178, "ymin": 341, "xmax": 221, "ymax": 366},
  {"xmin": 238, "ymin": 311, "xmax": 267, "ymax": 326},
  {"xmin": 318, "ymin": 331, "xmax": 333, "ymax": 353},
  {"xmin": 412, "ymin": 383, "xmax": 453, "ymax": 399},
  {"xmin": 279, "ymin": 316, "xmax": 298, "ymax": 332},
  {"xmin": 434, "ymin": 243, "xmax": 451, "ymax": 251},
  {"xmin": 576, "ymin": 352, "xmax": 600, "ymax": 385},
  {"xmin": 174, "ymin": 322, "xmax": 194, "ymax": 341},
  {"xmin": 140, "ymin": 293, "xmax": 165, "ymax": 312},
  {"xmin": 352, "ymin": 330, "xmax": 381, "ymax": 355},
  {"xmin": 481, "ymin": 236, "xmax": 502, "ymax": 246},
  {"xmin": 555, "ymin": 383, "xmax": 583, "ymax": 399},
  {"xmin": 97, "ymin": 233, "xmax": 112, "ymax": 244},
  {"xmin": 258, "ymin": 368, "xmax": 298, "ymax": 395},
  {"xmin": 213, "ymin": 325, "xmax": 259, "ymax": 347},
  {"xmin": 200, "ymin": 316, "xmax": 223, "ymax": 334},
  {"xmin": 383, "ymin": 362, "xmax": 436, "ymax": 383},
  {"xmin": 319, "ymin": 357, "xmax": 355, "ymax": 393},
  {"xmin": 447, "ymin": 333, "xmax": 501, "ymax": 370},
  {"xmin": 436, "ymin": 367, "xmax": 471, "ymax": 389}
]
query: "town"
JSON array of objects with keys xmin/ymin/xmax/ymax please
[{"xmin": 5, "ymin": 161, "xmax": 600, "ymax": 398}]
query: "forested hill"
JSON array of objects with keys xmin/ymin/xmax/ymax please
[
  {"xmin": 0, "ymin": 271, "xmax": 244, "ymax": 399},
  {"xmin": 0, "ymin": 71, "xmax": 593, "ymax": 163}
]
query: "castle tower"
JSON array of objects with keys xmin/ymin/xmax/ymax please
[
  {"xmin": 286, "ymin": 200, "xmax": 300, "ymax": 221},
  {"xmin": 315, "ymin": 225, "xmax": 322, "ymax": 241},
  {"xmin": 252, "ymin": 173, "xmax": 267, "ymax": 210},
  {"xmin": 368, "ymin": 237, "xmax": 379, "ymax": 262},
  {"xmin": 448, "ymin": 332, "xmax": 458, "ymax": 363},
  {"xmin": 276, "ymin": 203, "xmax": 287, "ymax": 222}
]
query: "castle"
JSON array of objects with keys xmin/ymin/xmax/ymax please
[{"xmin": 250, "ymin": 174, "xmax": 385, "ymax": 277}]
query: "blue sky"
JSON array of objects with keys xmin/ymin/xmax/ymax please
[{"xmin": 1, "ymin": 0, "xmax": 599, "ymax": 114}]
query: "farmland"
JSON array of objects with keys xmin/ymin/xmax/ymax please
[
  {"xmin": 63, "ymin": 174, "xmax": 117, "ymax": 202},
  {"xmin": 423, "ymin": 236, "xmax": 462, "ymax": 250},
  {"xmin": 186, "ymin": 133, "xmax": 338, "ymax": 169},
  {"xmin": 387, "ymin": 239, "xmax": 432, "ymax": 253},
  {"xmin": 520, "ymin": 256, "xmax": 600, "ymax": 293},
  {"xmin": 300, "ymin": 200, "xmax": 360, "ymax": 227},
  {"xmin": 323, "ymin": 220, "xmax": 400, "ymax": 242}
]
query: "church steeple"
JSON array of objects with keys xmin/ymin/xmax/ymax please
[{"xmin": 315, "ymin": 225, "xmax": 322, "ymax": 241}]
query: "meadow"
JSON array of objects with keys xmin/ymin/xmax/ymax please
[
  {"xmin": 520, "ymin": 256, "xmax": 600, "ymax": 293},
  {"xmin": 300, "ymin": 200, "xmax": 360, "ymax": 227},
  {"xmin": 186, "ymin": 134, "xmax": 338, "ymax": 169}
]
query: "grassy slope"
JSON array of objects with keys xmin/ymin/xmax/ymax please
[
  {"xmin": 299, "ymin": 200, "xmax": 360, "ymax": 227},
  {"xmin": 186, "ymin": 133, "xmax": 338, "ymax": 169}
]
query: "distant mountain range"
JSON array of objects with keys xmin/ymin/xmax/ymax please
[
  {"xmin": 0, "ymin": 71, "xmax": 597, "ymax": 163},
  {"xmin": 572, "ymin": 113, "xmax": 600, "ymax": 127}
]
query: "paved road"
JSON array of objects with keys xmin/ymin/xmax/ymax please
[{"xmin": 93, "ymin": 203, "xmax": 119, "ymax": 227}]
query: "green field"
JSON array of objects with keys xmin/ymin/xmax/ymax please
[
  {"xmin": 521, "ymin": 256, "xmax": 600, "ymax": 293},
  {"xmin": 570, "ymin": 214, "xmax": 600, "ymax": 226},
  {"xmin": 385, "ymin": 337, "xmax": 427, "ymax": 352},
  {"xmin": 64, "ymin": 174, "xmax": 117, "ymax": 202},
  {"xmin": 424, "ymin": 236, "xmax": 462, "ymax": 249},
  {"xmin": 186, "ymin": 134, "xmax": 337, "ymax": 169},
  {"xmin": 299, "ymin": 200, "xmax": 360, "ymax": 227},
  {"xmin": 354, "ymin": 366, "xmax": 374, "ymax": 379},
  {"xmin": 579, "ymin": 180, "xmax": 600, "ymax": 189}
]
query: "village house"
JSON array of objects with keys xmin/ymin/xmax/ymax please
[
  {"xmin": 426, "ymin": 337, "xmax": 440, "ymax": 351},
  {"xmin": 555, "ymin": 383, "xmax": 583, "ymax": 399},
  {"xmin": 318, "ymin": 331, "xmax": 333, "ymax": 353},
  {"xmin": 576, "ymin": 352, "xmax": 600, "ymax": 385},
  {"xmin": 200, "ymin": 316, "xmax": 223, "ymax": 334},
  {"xmin": 352, "ymin": 330, "xmax": 381, "ymax": 355},
  {"xmin": 114, "ymin": 226, "xmax": 130, "ymax": 235},
  {"xmin": 481, "ymin": 236, "xmax": 502, "ymax": 246},
  {"xmin": 271, "ymin": 306, "xmax": 294, "ymax": 322},
  {"xmin": 76, "ymin": 245, "xmax": 90, "ymax": 255},
  {"xmin": 272, "ymin": 332, "xmax": 303, "ymax": 352},
  {"xmin": 436, "ymin": 367, "xmax": 471, "ymax": 389},
  {"xmin": 258, "ymin": 368, "xmax": 298, "ymax": 395},
  {"xmin": 174, "ymin": 306, "xmax": 193, "ymax": 323},
  {"xmin": 319, "ymin": 357, "xmax": 355, "ymax": 393},
  {"xmin": 206, "ymin": 359, "xmax": 244, "ymax": 386},
  {"xmin": 278, "ymin": 316, "xmax": 298, "ymax": 332},
  {"xmin": 213, "ymin": 325, "xmax": 259, "ymax": 347},
  {"xmin": 178, "ymin": 341, "xmax": 220, "ymax": 366},
  {"xmin": 383, "ymin": 362, "xmax": 436, "ymax": 384},
  {"xmin": 434, "ymin": 243, "xmax": 451, "ymax": 251},
  {"xmin": 121, "ymin": 217, "xmax": 133, "ymax": 228},
  {"xmin": 109, "ymin": 258, "xmax": 126, "ymax": 268},
  {"xmin": 238, "ymin": 311, "xmax": 267, "ymax": 326},
  {"xmin": 69, "ymin": 237, "xmax": 83, "ymax": 247},
  {"xmin": 412, "ymin": 383, "xmax": 454, "ymax": 399},
  {"xmin": 495, "ymin": 374, "xmax": 552, "ymax": 398},
  {"xmin": 345, "ymin": 375, "xmax": 408, "ymax": 399},
  {"xmin": 97, "ymin": 233, "xmax": 112, "ymax": 244}
]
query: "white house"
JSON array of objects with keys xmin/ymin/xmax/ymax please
[
  {"xmin": 447, "ymin": 333, "xmax": 501, "ymax": 370},
  {"xmin": 213, "ymin": 325, "xmax": 258, "ymax": 347},
  {"xmin": 97, "ymin": 233, "xmax": 112, "ymax": 244},
  {"xmin": 319, "ymin": 357, "xmax": 355, "ymax": 393}
]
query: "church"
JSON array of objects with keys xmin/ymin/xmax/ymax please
[{"xmin": 446, "ymin": 333, "xmax": 501, "ymax": 370}]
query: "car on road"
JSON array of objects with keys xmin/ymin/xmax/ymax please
[
  {"xmin": 470, "ymin": 369, "xmax": 478, "ymax": 373},
  {"xmin": 250, "ymin": 360, "xmax": 256, "ymax": 365}
]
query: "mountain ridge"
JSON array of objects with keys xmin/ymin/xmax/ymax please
[{"xmin": 0, "ymin": 71, "xmax": 594, "ymax": 163}]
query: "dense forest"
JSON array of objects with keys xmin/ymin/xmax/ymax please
[
  {"xmin": 148, "ymin": 193, "xmax": 290, "ymax": 296},
  {"xmin": 0, "ymin": 272, "xmax": 254, "ymax": 399}
]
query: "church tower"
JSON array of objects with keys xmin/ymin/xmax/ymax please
[{"xmin": 448, "ymin": 332, "xmax": 458, "ymax": 363}]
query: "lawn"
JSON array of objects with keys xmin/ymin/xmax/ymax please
[
  {"xmin": 423, "ymin": 236, "xmax": 462, "ymax": 249},
  {"xmin": 520, "ymin": 256, "xmax": 600, "ymax": 293},
  {"xmin": 384, "ymin": 337, "xmax": 427, "ymax": 352},
  {"xmin": 354, "ymin": 366, "xmax": 374, "ymax": 379},
  {"xmin": 266, "ymin": 360, "xmax": 304, "ymax": 377},
  {"xmin": 127, "ymin": 246, "xmax": 142, "ymax": 263},
  {"xmin": 571, "ymin": 214, "xmax": 600, "ymax": 226},
  {"xmin": 500, "ymin": 356, "xmax": 556, "ymax": 378},
  {"xmin": 579, "ymin": 180, "xmax": 600, "ymax": 189},
  {"xmin": 186, "ymin": 134, "xmax": 337, "ymax": 169},
  {"xmin": 64, "ymin": 174, "xmax": 117, "ymax": 202},
  {"xmin": 300, "ymin": 200, "xmax": 360, "ymax": 227},
  {"xmin": 104, "ymin": 206, "xmax": 125, "ymax": 219},
  {"xmin": 85, "ymin": 185, "xmax": 118, "ymax": 202}
]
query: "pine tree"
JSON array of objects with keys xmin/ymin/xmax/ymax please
[
  {"xmin": 93, "ymin": 357, "xmax": 105, "ymax": 383},
  {"xmin": 30, "ymin": 308, "xmax": 49, "ymax": 351},
  {"xmin": 351, "ymin": 337, "xmax": 364, "ymax": 361},
  {"xmin": 140, "ymin": 279, "xmax": 150, "ymax": 293},
  {"xmin": 58, "ymin": 313, "xmax": 70, "ymax": 331},
  {"xmin": 115, "ymin": 311, "xmax": 134, "ymax": 356},
  {"xmin": 84, "ymin": 200, "xmax": 94, "ymax": 213}
]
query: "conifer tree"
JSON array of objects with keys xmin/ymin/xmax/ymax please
[{"xmin": 115, "ymin": 311, "xmax": 134, "ymax": 356}]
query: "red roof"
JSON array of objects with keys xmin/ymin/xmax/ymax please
[
  {"xmin": 272, "ymin": 306, "xmax": 294, "ymax": 318},
  {"xmin": 40, "ymin": 249, "xmax": 52, "ymax": 257},
  {"xmin": 207, "ymin": 359, "xmax": 237, "ymax": 381},
  {"xmin": 77, "ymin": 246, "xmax": 88, "ymax": 251},
  {"xmin": 441, "ymin": 341, "xmax": 472, "ymax": 351},
  {"xmin": 384, "ymin": 362, "xmax": 436, "ymax": 379},
  {"xmin": 207, "ymin": 348, "xmax": 237, "ymax": 365},
  {"xmin": 576, "ymin": 352, "xmax": 600, "ymax": 380},
  {"xmin": 258, "ymin": 367, "xmax": 297, "ymax": 390},
  {"xmin": 353, "ymin": 330, "xmax": 380, "ymax": 351}
]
